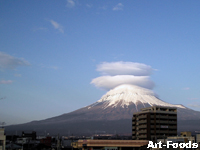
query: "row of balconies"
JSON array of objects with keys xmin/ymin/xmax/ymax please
[
  {"xmin": 138, "ymin": 120, "xmax": 147, "ymax": 124},
  {"xmin": 138, "ymin": 115, "xmax": 147, "ymax": 119},
  {"xmin": 133, "ymin": 130, "xmax": 176, "ymax": 134},
  {"xmin": 150, "ymin": 125, "xmax": 177, "ymax": 129},
  {"xmin": 133, "ymin": 132, "xmax": 177, "ymax": 140},
  {"xmin": 132, "ymin": 136, "xmax": 145, "ymax": 140},
  {"xmin": 150, "ymin": 120, "xmax": 177, "ymax": 124},
  {"xmin": 138, "ymin": 125, "xmax": 147, "ymax": 129},
  {"xmin": 139, "ymin": 130, "xmax": 147, "ymax": 134},
  {"xmin": 150, "ymin": 130, "xmax": 177, "ymax": 134},
  {"xmin": 136, "ymin": 135, "xmax": 147, "ymax": 139},
  {"xmin": 150, "ymin": 115, "xmax": 177, "ymax": 119},
  {"xmin": 133, "ymin": 125, "xmax": 176, "ymax": 130},
  {"xmin": 133, "ymin": 125, "xmax": 176, "ymax": 129},
  {"xmin": 133, "ymin": 120, "xmax": 177, "ymax": 125},
  {"xmin": 133, "ymin": 129, "xmax": 176, "ymax": 134},
  {"xmin": 133, "ymin": 115, "xmax": 177, "ymax": 121}
]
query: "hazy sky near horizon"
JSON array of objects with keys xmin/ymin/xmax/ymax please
[{"xmin": 1, "ymin": 0, "xmax": 200, "ymax": 125}]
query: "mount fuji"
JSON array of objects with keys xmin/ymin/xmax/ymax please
[{"xmin": 6, "ymin": 84, "xmax": 200, "ymax": 135}]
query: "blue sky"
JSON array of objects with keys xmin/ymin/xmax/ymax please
[{"xmin": 1, "ymin": 0, "xmax": 200, "ymax": 125}]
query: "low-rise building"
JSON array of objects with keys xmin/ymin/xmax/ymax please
[
  {"xmin": 72, "ymin": 139, "xmax": 149, "ymax": 150},
  {"xmin": 196, "ymin": 134, "xmax": 200, "ymax": 144},
  {"xmin": 155, "ymin": 132, "xmax": 196, "ymax": 149},
  {"xmin": 22, "ymin": 131, "xmax": 36, "ymax": 140},
  {"xmin": 0, "ymin": 128, "xmax": 6, "ymax": 150},
  {"xmin": 181, "ymin": 131, "xmax": 191, "ymax": 137},
  {"xmin": 166, "ymin": 136, "xmax": 195, "ymax": 144}
]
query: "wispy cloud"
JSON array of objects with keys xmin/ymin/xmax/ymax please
[
  {"xmin": 50, "ymin": 20, "xmax": 64, "ymax": 33},
  {"xmin": 66, "ymin": 0, "xmax": 75, "ymax": 8},
  {"xmin": 91, "ymin": 61, "xmax": 155, "ymax": 90},
  {"xmin": 0, "ymin": 80, "xmax": 13, "ymax": 84},
  {"xmin": 113, "ymin": 3, "xmax": 124, "ymax": 11},
  {"xmin": 188, "ymin": 103, "xmax": 200, "ymax": 108},
  {"xmin": 86, "ymin": 4, "xmax": 93, "ymax": 8},
  {"xmin": 0, "ymin": 51, "xmax": 30, "ymax": 70}
]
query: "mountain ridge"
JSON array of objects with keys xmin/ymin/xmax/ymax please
[{"xmin": 5, "ymin": 84, "xmax": 200, "ymax": 135}]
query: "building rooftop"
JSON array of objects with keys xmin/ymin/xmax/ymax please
[
  {"xmin": 133, "ymin": 106, "xmax": 177, "ymax": 115},
  {"xmin": 72, "ymin": 140, "xmax": 149, "ymax": 149}
]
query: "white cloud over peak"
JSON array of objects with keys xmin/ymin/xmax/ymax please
[
  {"xmin": 0, "ymin": 80, "xmax": 13, "ymax": 84},
  {"xmin": 113, "ymin": 3, "xmax": 124, "ymax": 11},
  {"xmin": 0, "ymin": 52, "xmax": 30, "ymax": 70},
  {"xmin": 66, "ymin": 0, "xmax": 75, "ymax": 8},
  {"xmin": 91, "ymin": 61, "xmax": 155, "ymax": 90},
  {"xmin": 50, "ymin": 20, "xmax": 64, "ymax": 33},
  {"xmin": 91, "ymin": 75, "xmax": 154, "ymax": 90},
  {"xmin": 97, "ymin": 61, "xmax": 153, "ymax": 76}
]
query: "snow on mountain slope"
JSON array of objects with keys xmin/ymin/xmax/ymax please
[{"xmin": 88, "ymin": 84, "xmax": 185, "ymax": 110}]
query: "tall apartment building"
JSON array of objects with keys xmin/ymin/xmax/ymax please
[{"xmin": 132, "ymin": 106, "xmax": 177, "ymax": 141}]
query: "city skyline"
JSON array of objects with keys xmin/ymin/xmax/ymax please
[{"xmin": 1, "ymin": 0, "xmax": 200, "ymax": 125}]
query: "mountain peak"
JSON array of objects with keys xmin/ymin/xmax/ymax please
[
  {"xmin": 106, "ymin": 84, "xmax": 155, "ymax": 95},
  {"xmin": 89, "ymin": 84, "xmax": 185, "ymax": 109}
]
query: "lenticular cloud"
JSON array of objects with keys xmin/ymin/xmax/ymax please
[
  {"xmin": 97, "ymin": 61, "xmax": 153, "ymax": 76},
  {"xmin": 91, "ymin": 61, "xmax": 155, "ymax": 90}
]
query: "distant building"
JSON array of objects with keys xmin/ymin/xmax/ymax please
[
  {"xmin": 40, "ymin": 136, "xmax": 51, "ymax": 146},
  {"xmin": 16, "ymin": 137, "xmax": 31, "ymax": 144},
  {"xmin": 196, "ymin": 134, "xmax": 200, "ymax": 144},
  {"xmin": 0, "ymin": 128, "xmax": 6, "ymax": 150},
  {"xmin": 15, "ymin": 131, "xmax": 39, "ymax": 150},
  {"xmin": 156, "ymin": 132, "xmax": 196, "ymax": 149},
  {"xmin": 132, "ymin": 106, "xmax": 177, "ymax": 140},
  {"xmin": 181, "ymin": 131, "xmax": 191, "ymax": 137},
  {"xmin": 22, "ymin": 131, "xmax": 36, "ymax": 140},
  {"xmin": 167, "ymin": 136, "xmax": 195, "ymax": 144}
]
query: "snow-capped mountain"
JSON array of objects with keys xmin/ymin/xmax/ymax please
[
  {"xmin": 25, "ymin": 84, "xmax": 197, "ymax": 122},
  {"xmin": 88, "ymin": 84, "xmax": 185, "ymax": 110},
  {"xmin": 6, "ymin": 84, "xmax": 200, "ymax": 135}
]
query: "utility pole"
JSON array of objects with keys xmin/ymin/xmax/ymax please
[
  {"xmin": 57, "ymin": 134, "xmax": 60, "ymax": 150},
  {"xmin": 71, "ymin": 134, "xmax": 73, "ymax": 150}
]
